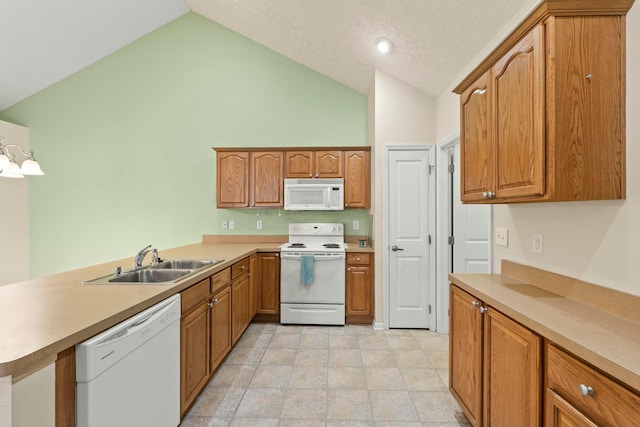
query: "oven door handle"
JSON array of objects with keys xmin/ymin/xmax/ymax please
[{"xmin": 280, "ymin": 252, "xmax": 345, "ymax": 260}]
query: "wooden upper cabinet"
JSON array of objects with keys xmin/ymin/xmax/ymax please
[
  {"xmin": 492, "ymin": 24, "xmax": 545, "ymax": 200},
  {"xmin": 344, "ymin": 150, "xmax": 370, "ymax": 208},
  {"xmin": 250, "ymin": 151, "xmax": 284, "ymax": 208},
  {"xmin": 216, "ymin": 151, "xmax": 249, "ymax": 208},
  {"xmin": 460, "ymin": 72, "xmax": 493, "ymax": 202},
  {"xmin": 285, "ymin": 150, "xmax": 343, "ymax": 178},
  {"xmin": 453, "ymin": 0, "xmax": 631, "ymax": 203}
]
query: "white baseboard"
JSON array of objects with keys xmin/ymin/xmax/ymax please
[{"xmin": 372, "ymin": 321, "xmax": 385, "ymax": 330}]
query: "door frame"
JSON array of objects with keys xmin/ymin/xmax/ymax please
[
  {"xmin": 383, "ymin": 145, "xmax": 436, "ymax": 330},
  {"xmin": 436, "ymin": 132, "xmax": 493, "ymax": 333}
]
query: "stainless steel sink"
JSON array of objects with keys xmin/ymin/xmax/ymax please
[
  {"xmin": 151, "ymin": 259, "xmax": 217, "ymax": 270},
  {"xmin": 109, "ymin": 269, "xmax": 192, "ymax": 283},
  {"xmin": 84, "ymin": 259, "xmax": 223, "ymax": 285}
]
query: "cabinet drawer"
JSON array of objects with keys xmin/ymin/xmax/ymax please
[
  {"xmin": 181, "ymin": 278, "xmax": 210, "ymax": 315},
  {"xmin": 232, "ymin": 258, "xmax": 250, "ymax": 279},
  {"xmin": 211, "ymin": 268, "xmax": 231, "ymax": 293},
  {"xmin": 546, "ymin": 343, "xmax": 640, "ymax": 426},
  {"xmin": 347, "ymin": 253, "xmax": 370, "ymax": 265}
]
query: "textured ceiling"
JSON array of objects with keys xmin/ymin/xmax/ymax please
[
  {"xmin": 186, "ymin": 0, "xmax": 531, "ymax": 97},
  {"xmin": 0, "ymin": 0, "xmax": 531, "ymax": 112}
]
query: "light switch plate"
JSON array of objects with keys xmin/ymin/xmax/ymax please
[
  {"xmin": 222, "ymin": 220, "xmax": 228, "ymax": 230},
  {"xmin": 229, "ymin": 220, "xmax": 235, "ymax": 230},
  {"xmin": 532, "ymin": 233, "xmax": 543, "ymax": 254},
  {"xmin": 353, "ymin": 220, "xmax": 360, "ymax": 230},
  {"xmin": 495, "ymin": 227, "xmax": 509, "ymax": 247}
]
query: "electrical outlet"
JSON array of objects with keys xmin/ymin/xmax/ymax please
[
  {"xmin": 257, "ymin": 220, "xmax": 263, "ymax": 230},
  {"xmin": 353, "ymin": 220, "xmax": 359, "ymax": 230},
  {"xmin": 222, "ymin": 220, "xmax": 228, "ymax": 230},
  {"xmin": 495, "ymin": 227, "xmax": 509, "ymax": 247},
  {"xmin": 532, "ymin": 233, "xmax": 544, "ymax": 254},
  {"xmin": 229, "ymin": 220, "xmax": 235, "ymax": 230}
]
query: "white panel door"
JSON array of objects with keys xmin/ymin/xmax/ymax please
[
  {"xmin": 452, "ymin": 145, "xmax": 491, "ymax": 273},
  {"xmin": 388, "ymin": 149, "xmax": 431, "ymax": 328}
]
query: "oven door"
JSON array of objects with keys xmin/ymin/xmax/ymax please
[{"xmin": 280, "ymin": 252, "xmax": 346, "ymax": 304}]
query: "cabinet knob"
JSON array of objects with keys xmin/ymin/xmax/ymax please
[
  {"xmin": 240, "ymin": 265, "xmax": 245, "ymax": 270},
  {"xmin": 578, "ymin": 384, "xmax": 594, "ymax": 396},
  {"xmin": 480, "ymin": 306, "xmax": 488, "ymax": 314},
  {"xmin": 347, "ymin": 267, "xmax": 351, "ymax": 271},
  {"xmin": 315, "ymin": 173, "xmax": 319, "ymax": 178},
  {"xmin": 586, "ymin": 74, "xmax": 592, "ymax": 80},
  {"xmin": 489, "ymin": 191, "xmax": 495, "ymax": 198},
  {"xmin": 482, "ymin": 191, "xmax": 488, "ymax": 198},
  {"xmin": 472, "ymin": 301, "xmax": 480, "ymax": 307},
  {"xmin": 309, "ymin": 173, "xmax": 312, "ymax": 177},
  {"xmin": 208, "ymin": 302, "xmax": 213, "ymax": 308}
]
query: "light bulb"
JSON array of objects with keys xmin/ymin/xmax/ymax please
[{"xmin": 375, "ymin": 37, "xmax": 394, "ymax": 54}]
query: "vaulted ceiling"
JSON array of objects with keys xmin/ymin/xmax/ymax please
[{"xmin": 0, "ymin": 0, "xmax": 530, "ymax": 111}]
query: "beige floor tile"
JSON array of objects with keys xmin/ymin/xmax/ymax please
[
  {"xmin": 329, "ymin": 348, "xmax": 363, "ymax": 367},
  {"xmin": 326, "ymin": 389, "xmax": 372, "ymax": 420},
  {"xmin": 299, "ymin": 334, "xmax": 329, "ymax": 349},
  {"xmin": 235, "ymin": 388, "xmax": 286, "ymax": 418},
  {"xmin": 329, "ymin": 325, "xmax": 358, "ymax": 335},
  {"xmin": 250, "ymin": 365, "xmax": 292, "ymax": 388},
  {"xmin": 369, "ymin": 390, "xmax": 419, "ymax": 421},
  {"xmin": 269, "ymin": 334, "xmax": 301, "ymax": 348},
  {"xmin": 302, "ymin": 325, "xmax": 330, "ymax": 335},
  {"xmin": 209, "ymin": 364, "xmax": 256, "ymax": 388},
  {"xmin": 294, "ymin": 348, "xmax": 329, "ymax": 366},
  {"xmin": 329, "ymin": 335, "xmax": 359, "ymax": 349},
  {"xmin": 280, "ymin": 388, "xmax": 327, "ymax": 419},
  {"xmin": 260, "ymin": 348, "xmax": 297, "ymax": 366},
  {"xmin": 410, "ymin": 391, "xmax": 464, "ymax": 423},
  {"xmin": 262, "ymin": 323, "xmax": 279, "ymax": 333},
  {"xmin": 387, "ymin": 335, "xmax": 420, "ymax": 350},
  {"xmin": 436, "ymin": 369, "xmax": 449, "ymax": 387},
  {"xmin": 400, "ymin": 368, "xmax": 448, "ymax": 391},
  {"xmin": 236, "ymin": 332, "xmax": 272, "ymax": 348},
  {"xmin": 375, "ymin": 422, "xmax": 422, "ymax": 427},
  {"xmin": 393, "ymin": 350, "xmax": 433, "ymax": 368},
  {"xmin": 230, "ymin": 418, "xmax": 278, "ymax": 427},
  {"xmin": 326, "ymin": 422, "xmax": 375, "ymax": 427},
  {"xmin": 327, "ymin": 366, "xmax": 367, "ymax": 389},
  {"xmin": 357, "ymin": 335, "xmax": 389, "ymax": 350},
  {"xmin": 223, "ymin": 347, "xmax": 265, "ymax": 365},
  {"xmin": 354, "ymin": 325, "xmax": 378, "ymax": 335},
  {"xmin": 178, "ymin": 415, "xmax": 230, "ymax": 427},
  {"xmin": 245, "ymin": 323, "xmax": 266, "ymax": 334},
  {"xmin": 360, "ymin": 349, "xmax": 397, "ymax": 367},
  {"xmin": 365, "ymin": 367, "xmax": 406, "ymax": 390},
  {"xmin": 415, "ymin": 335, "xmax": 449, "ymax": 352},
  {"xmin": 278, "ymin": 419, "xmax": 326, "ymax": 427},
  {"xmin": 288, "ymin": 366, "xmax": 328, "ymax": 388},
  {"xmin": 188, "ymin": 387, "xmax": 244, "ymax": 417},
  {"xmin": 426, "ymin": 351, "xmax": 449, "ymax": 369},
  {"xmin": 275, "ymin": 325, "xmax": 304, "ymax": 334},
  {"xmin": 384, "ymin": 329, "xmax": 415, "ymax": 336}
]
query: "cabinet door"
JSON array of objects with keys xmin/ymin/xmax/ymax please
[
  {"xmin": 460, "ymin": 72, "xmax": 493, "ymax": 202},
  {"xmin": 231, "ymin": 274, "xmax": 250, "ymax": 344},
  {"xmin": 285, "ymin": 151, "xmax": 313, "ymax": 178},
  {"xmin": 217, "ymin": 151, "xmax": 249, "ymax": 208},
  {"xmin": 492, "ymin": 24, "xmax": 545, "ymax": 200},
  {"xmin": 315, "ymin": 150, "xmax": 343, "ymax": 178},
  {"xmin": 344, "ymin": 150, "xmax": 370, "ymax": 208},
  {"xmin": 180, "ymin": 303, "xmax": 209, "ymax": 415},
  {"xmin": 346, "ymin": 264, "xmax": 372, "ymax": 322},
  {"xmin": 484, "ymin": 307, "xmax": 541, "ymax": 427},
  {"xmin": 210, "ymin": 286, "xmax": 232, "ymax": 372},
  {"xmin": 250, "ymin": 151, "xmax": 284, "ymax": 207},
  {"xmin": 257, "ymin": 252, "xmax": 280, "ymax": 315},
  {"xmin": 545, "ymin": 388, "xmax": 598, "ymax": 427},
  {"xmin": 449, "ymin": 286, "xmax": 483, "ymax": 427},
  {"xmin": 249, "ymin": 254, "xmax": 258, "ymax": 318}
]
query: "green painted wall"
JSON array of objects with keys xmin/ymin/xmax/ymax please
[{"xmin": 0, "ymin": 13, "xmax": 368, "ymax": 278}]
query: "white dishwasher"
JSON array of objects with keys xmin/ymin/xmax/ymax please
[{"xmin": 76, "ymin": 294, "xmax": 181, "ymax": 427}]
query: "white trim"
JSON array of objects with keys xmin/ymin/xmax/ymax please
[
  {"xmin": 372, "ymin": 322, "xmax": 385, "ymax": 330},
  {"xmin": 384, "ymin": 145, "xmax": 437, "ymax": 330}
]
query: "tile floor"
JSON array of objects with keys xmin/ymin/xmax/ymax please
[{"xmin": 179, "ymin": 323, "xmax": 470, "ymax": 427}]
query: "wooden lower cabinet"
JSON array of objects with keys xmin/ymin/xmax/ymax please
[
  {"xmin": 346, "ymin": 252, "xmax": 373, "ymax": 324},
  {"xmin": 231, "ymin": 258, "xmax": 251, "ymax": 344},
  {"xmin": 546, "ymin": 388, "xmax": 598, "ymax": 427},
  {"xmin": 210, "ymin": 285, "xmax": 231, "ymax": 371},
  {"xmin": 257, "ymin": 252, "xmax": 280, "ymax": 315},
  {"xmin": 449, "ymin": 285, "xmax": 541, "ymax": 427},
  {"xmin": 249, "ymin": 254, "xmax": 258, "ymax": 318}
]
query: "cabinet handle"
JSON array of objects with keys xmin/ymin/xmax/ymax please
[
  {"xmin": 472, "ymin": 88, "xmax": 487, "ymax": 95},
  {"xmin": 480, "ymin": 306, "xmax": 488, "ymax": 314},
  {"xmin": 578, "ymin": 384, "xmax": 594, "ymax": 396},
  {"xmin": 471, "ymin": 301, "xmax": 480, "ymax": 307}
]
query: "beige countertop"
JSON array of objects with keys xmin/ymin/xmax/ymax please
[
  {"xmin": 449, "ymin": 263, "xmax": 640, "ymax": 392},
  {"xmin": 0, "ymin": 242, "xmax": 284, "ymax": 379}
]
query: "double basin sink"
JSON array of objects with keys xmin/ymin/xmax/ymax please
[{"xmin": 84, "ymin": 259, "xmax": 223, "ymax": 285}]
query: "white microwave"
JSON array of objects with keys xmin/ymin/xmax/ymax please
[{"xmin": 284, "ymin": 178, "xmax": 344, "ymax": 211}]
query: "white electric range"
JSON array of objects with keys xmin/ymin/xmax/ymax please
[{"xmin": 280, "ymin": 223, "xmax": 347, "ymax": 325}]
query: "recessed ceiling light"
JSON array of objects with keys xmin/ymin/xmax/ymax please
[{"xmin": 375, "ymin": 37, "xmax": 394, "ymax": 54}]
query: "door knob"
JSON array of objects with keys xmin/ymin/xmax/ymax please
[{"xmin": 391, "ymin": 245, "xmax": 404, "ymax": 252}]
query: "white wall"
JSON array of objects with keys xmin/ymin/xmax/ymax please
[
  {"xmin": 436, "ymin": 1, "xmax": 640, "ymax": 296},
  {"xmin": 0, "ymin": 121, "xmax": 29, "ymax": 285},
  {"xmin": 369, "ymin": 70, "xmax": 437, "ymax": 325}
]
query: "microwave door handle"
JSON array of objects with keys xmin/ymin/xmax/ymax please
[{"xmin": 325, "ymin": 187, "xmax": 331, "ymax": 208}]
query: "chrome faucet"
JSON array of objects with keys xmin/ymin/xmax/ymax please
[{"xmin": 134, "ymin": 245, "xmax": 160, "ymax": 269}]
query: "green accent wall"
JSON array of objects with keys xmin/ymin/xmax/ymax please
[{"xmin": 0, "ymin": 13, "xmax": 368, "ymax": 278}]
